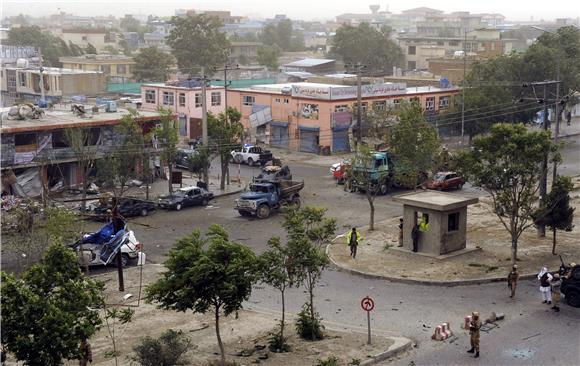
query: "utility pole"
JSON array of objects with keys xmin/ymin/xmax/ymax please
[
  {"xmin": 201, "ymin": 66, "xmax": 208, "ymax": 147},
  {"xmin": 348, "ymin": 62, "xmax": 366, "ymax": 147},
  {"xmin": 38, "ymin": 48, "xmax": 46, "ymax": 104},
  {"xmin": 461, "ymin": 30, "xmax": 467, "ymax": 141}
]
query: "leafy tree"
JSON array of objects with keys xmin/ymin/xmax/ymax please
[
  {"xmin": 102, "ymin": 304, "xmax": 134, "ymax": 364},
  {"xmin": 145, "ymin": 225, "xmax": 257, "ymax": 364},
  {"xmin": 261, "ymin": 19, "xmax": 304, "ymax": 52},
  {"xmin": 257, "ymin": 45, "xmax": 281, "ymax": 70},
  {"xmin": 155, "ymin": 107, "xmax": 179, "ymax": 194},
  {"xmin": 283, "ymin": 207, "xmax": 336, "ymax": 340},
  {"xmin": 120, "ymin": 15, "xmax": 141, "ymax": 32},
  {"xmin": 5, "ymin": 26, "xmax": 72, "ymax": 66},
  {"xmin": 103, "ymin": 45, "xmax": 119, "ymax": 55},
  {"xmin": 186, "ymin": 145, "xmax": 211, "ymax": 183},
  {"xmin": 533, "ymin": 176, "xmax": 575, "ymax": 254},
  {"xmin": 167, "ymin": 14, "xmax": 230, "ymax": 75},
  {"xmin": 456, "ymin": 123, "xmax": 557, "ymax": 265},
  {"xmin": 132, "ymin": 329, "xmax": 191, "ymax": 366},
  {"xmin": 133, "ymin": 46, "xmax": 173, "ymax": 82},
  {"xmin": 1, "ymin": 243, "xmax": 104, "ymax": 365},
  {"xmin": 389, "ymin": 101, "xmax": 441, "ymax": 188},
  {"xmin": 68, "ymin": 40, "xmax": 85, "ymax": 56},
  {"xmin": 208, "ymin": 107, "xmax": 244, "ymax": 190},
  {"xmin": 349, "ymin": 146, "xmax": 385, "ymax": 231},
  {"xmin": 85, "ymin": 43, "xmax": 97, "ymax": 54},
  {"xmin": 331, "ymin": 23, "xmax": 403, "ymax": 73},
  {"xmin": 65, "ymin": 127, "xmax": 99, "ymax": 211}
]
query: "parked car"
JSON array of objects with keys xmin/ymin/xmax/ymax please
[
  {"xmin": 231, "ymin": 145, "xmax": 273, "ymax": 166},
  {"xmin": 68, "ymin": 222, "xmax": 142, "ymax": 267},
  {"xmin": 174, "ymin": 148, "xmax": 198, "ymax": 170},
  {"xmin": 158, "ymin": 186, "xmax": 214, "ymax": 210},
  {"xmin": 93, "ymin": 197, "xmax": 156, "ymax": 219},
  {"xmin": 424, "ymin": 171, "xmax": 464, "ymax": 190},
  {"xmin": 330, "ymin": 162, "xmax": 341, "ymax": 175}
]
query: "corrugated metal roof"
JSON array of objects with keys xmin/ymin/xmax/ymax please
[{"xmin": 283, "ymin": 58, "xmax": 335, "ymax": 68}]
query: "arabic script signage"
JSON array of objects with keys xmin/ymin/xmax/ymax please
[{"xmin": 291, "ymin": 83, "xmax": 407, "ymax": 100}]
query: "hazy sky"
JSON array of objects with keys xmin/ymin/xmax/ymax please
[{"xmin": 1, "ymin": 0, "xmax": 579, "ymax": 21}]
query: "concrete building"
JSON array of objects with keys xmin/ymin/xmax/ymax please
[
  {"xmin": 0, "ymin": 106, "xmax": 164, "ymax": 195},
  {"xmin": 57, "ymin": 28, "xmax": 118, "ymax": 53},
  {"xmin": 140, "ymin": 81, "xmax": 226, "ymax": 139},
  {"xmin": 394, "ymin": 191, "xmax": 478, "ymax": 256},
  {"xmin": 282, "ymin": 59, "xmax": 336, "ymax": 74},
  {"xmin": 229, "ymin": 42, "xmax": 261, "ymax": 65},
  {"xmin": 59, "ymin": 54, "xmax": 136, "ymax": 82},
  {"xmin": 1, "ymin": 66, "xmax": 106, "ymax": 107},
  {"xmin": 227, "ymin": 82, "xmax": 459, "ymax": 153}
]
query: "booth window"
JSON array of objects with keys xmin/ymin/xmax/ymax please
[{"xmin": 448, "ymin": 212, "xmax": 460, "ymax": 232}]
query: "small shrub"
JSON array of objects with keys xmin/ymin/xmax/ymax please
[
  {"xmin": 296, "ymin": 303, "xmax": 324, "ymax": 340},
  {"xmin": 268, "ymin": 331, "xmax": 291, "ymax": 353},
  {"xmin": 132, "ymin": 329, "xmax": 191, "ymax": 366},
  {"xmin": 349, "ymin": 358, "xmax": 361, "ymax": 365},
  {"xmin": 316, "ymin": 355, "xmax": 339, "ymax": 366}
]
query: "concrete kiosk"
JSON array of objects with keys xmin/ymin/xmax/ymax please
[{"xmin": 393, "ymin": 191, "xmax": 478, "ymax": 256}]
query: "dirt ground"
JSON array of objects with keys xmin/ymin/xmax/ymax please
[
  {"xmin": 329, "ymin": 177, "xmax": 580, "ymax": 281},
  {"xmin": 68, "ymin": 264, "xmax": 393, "ymax": 366}
]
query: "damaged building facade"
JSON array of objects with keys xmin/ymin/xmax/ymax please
[{"xmin": 0, "ymin": 106, "xmax": 164, "ymax": 198}]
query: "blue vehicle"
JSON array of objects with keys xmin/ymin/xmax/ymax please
[{"xmin": 235, "ymin": 180, "xmax": 304, "ymax": 219}]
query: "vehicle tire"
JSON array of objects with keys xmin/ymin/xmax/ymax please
[
  {"xmin": 291, "ymin": 196, "xmax": 301, "ymax": 209},
  {"xmin": 201, "ymin": 198, "xmax": 209, "ymax": 206},
  {"xmin": 239, "ymin": 210, "xmax": 252, "ymax": 217},
  {"xmin": 566, "ymin": 291, "xmax": 580, "ymax": 308},
  {"xmin": 379, "ymin": 184, "xmax": 388, "ymax": 196},
  {"xmin": 140, "ymin": 208, "xmax": 148, "ymax": 217},
  {"xmin": 256, "ymin": 204, "xmax": 270, "ymax": 219},
  {"xmin": 115, "ymin": 253, "xmax": 130, "ymax": 267},
  {"xmin": 247, "ymin": 157, "xmax": 254, "ymax": 166},
  {"xmin": 175, "ymin": 203, "xmax": 182, "ymax": 211},
  {"xmin": 458, "ymin": 183, "xmax": 464, "ymax": 190}
]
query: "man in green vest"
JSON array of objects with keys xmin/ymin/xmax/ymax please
[{"xmin": 346, "ymin": 227, "xmax": 361, "ymax": 259}]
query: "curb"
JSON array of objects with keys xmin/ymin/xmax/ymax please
[
  {"xmin": 360, "ymin": 336, "xmax": 413, "ymax": 366},
  {"xmin": 214, "ymin": 187, "xmax": 245, "ymax": 199},
  {"xmin": 326, "ymin": 243, "xmax": 541, "ymax": 287}
]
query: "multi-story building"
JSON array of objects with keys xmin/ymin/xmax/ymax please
[
  {"xmin": 140, "ymin": 82, "xmax": 226, "ymax": 139},
  {"xmin": 57, "ymin": 28, "xmax": 118, "ymax": 53},
  {"xmin": 227, "ymin": 82, "xmax": 459, "ymax": 153},
  {"xmin": 0, "ymin": 66, "xmax": 106, "ymax": 106},
  {"xmin": 59, "ymin": 54, "xmax": 136, "ymax": 82},
  {"xmin": 0, "ymin": 106, "xmax": 164, "ymax": 195}
]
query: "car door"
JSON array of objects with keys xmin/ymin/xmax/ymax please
[
  {"xmin": 447, "ymin": 174, "xmax": 459, "ymax": 188},
  {"xmin": 190, "ymin": 188, "xmax": 203, "ymax": 205},
  {"xmin": 183, "ymin": 189, "xmax": 195, "ymax": 207}
]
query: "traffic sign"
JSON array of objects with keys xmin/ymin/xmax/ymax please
[{"xmin": 361, "ymin": 296, "xmax": 375, "ymax": 312}]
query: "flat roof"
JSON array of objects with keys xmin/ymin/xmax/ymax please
[
  {"xmin": 284, "ymin": 58, "xmax": 335, "ymax": 68},
  {"xmin": 141, "ymin": 83, "xmax": 224, "ymax": 91},
  {"xmin": 1, "ymin": 107, "xmax": 163, "ymax": 134},
  {"xmin": 393, "ymin": 191, "xmax": 478, "ymax": 211},
  {"xmin": 2, "ymin": 66, "xmax": 103, "ymax": 75}
]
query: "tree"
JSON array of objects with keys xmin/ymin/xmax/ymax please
[
  {"xmin": 533, "ymin": 176, "xmax": 575, "ymax": 254},
  {"xmin": 5, "ymin": 26, "xmax": 72, "ymax": 66},
  {"xmin": 349, "ymin": 146, "xmax": 383, "ymax": 231},
  {"xmin": 85, "ymin": 43, "xmax": 97, "ymax": 54},
  {"xmin": 389, "ymin": 101, "xmax": 441, "ymax": 188},
  {"xmin": 186, "ymin": 146, "xmax": 211, "ymax": 183},
  {"xmin": 97, "ymin": 110, "xmax": 145, "ymax": 199},
  {"xmin": 456, "ymin": 123, "xmax": 557, "ymax": 265},
  {"xmin": 331, "ymin": 23, "xmax": 403, "ymax": 73},
  {"xmin": 68, "ymin": 41, "xmax": 84, "ymax": 56},
  {"xmin": 133, "ymin": 46, "xmax": 173, "ymax": 82},
  {"xmin": 155, "ymin": 107, "xmax": 179, "ymax": 194},
  {"xmin": 104, "ymin": 45, "xmax": 119, "ymax": 55},
  {"xmin": 283, "ymin": 207, "xmax": 336, "ymax": 340},
  {"xmin": 120, "ymin": 15, "xmax": 141, "ymax": 32},
  {"xmin": 1, "ymin": 243, "xmax": 104, "ymax": 365},
  {"xmin": 145, "ymin": 225, "xmax": 257, "ymax": 364},
  {"xmin": 166, "ymin": 14, "xmax": 230, "ymax": 75},
  {"xmin": 257, "ymin": 45, "xmax": 281, "ymax": 70},
  {"xmin": 258, "ymin": 237, "xmax": 298, "ymax": 350},
  {"xmin": 208, "ymin": 107, "xmax": 244, "ymax": 190},
  {"xmin": 261, "ymin": 19, "xmax": 304, "ymax": 52},
  {"xmin": 65, "ymin": 127, "xmax": 99, "ymax": 211}
]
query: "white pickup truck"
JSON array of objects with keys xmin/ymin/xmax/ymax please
[{"xmin": 230, "ymin": 145, "xmax": 273, "ymax": 166}]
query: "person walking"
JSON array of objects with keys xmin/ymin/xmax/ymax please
[
  {"xmin": 398, "ymin": 218, "xmax": 404, "ymax": 247},
  {"xmin": 79, "ymin": 335, "xmax": 92, "ymax": 366},
  {"xmin": 566, "ymin": 110, "xmax": 572, "ymax": 126},
  {"xmin": 467, "ymin": 311, "xmax": 481, "ymax": 358},
  {"xmin": 411, "ymin": 222, "xmax": 419, "ymax": 253},
  {"xmin": 550, "ymin": 273, "xmax": 562, "ymax": 312},
  {"xmin": 538, "ymin": 266, "xmax": 553, "ymax": 304},
  {"xmin": 346, "ymin": 227, "xmax": 361, "ymax": 259},
  {"xmin": 507, "ymin": 264, "xmax": 519, "ymax": 298}
]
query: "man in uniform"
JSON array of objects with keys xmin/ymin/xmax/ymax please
[
  {"xmin": 467, "ymin": 311, "xmax": 481, "ymax": 358},
  {"xmin": 551, "ymin": 273, "xmax": 562, "ymax": 312},
  {"xmin": 507, "ymin": 264, "xmax": 519, "ymax": 298},
  {"xmin": 398, "ymin": 218, "xmax": 404, "ymax": 247}
]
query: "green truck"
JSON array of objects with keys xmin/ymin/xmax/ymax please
[{"xmin": 349, "ymin": 151, "xmax": 395, "ymax": 195}]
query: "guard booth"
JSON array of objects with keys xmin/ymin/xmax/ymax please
[{"xmin": 394, "ymin": 191, "xmax": 478, "ymax": 256}]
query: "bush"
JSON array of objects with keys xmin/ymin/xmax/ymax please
[
  {"xmin": 267, "ymin": 330, "xmax": 291, "ymax": 353},
  {"xmin": 132, "ymin": 329, "xmax": 191, "ymax": 366},
  {"xmin": 295, "ymin": 303, "xmax": 324, "ymax": 340},
  {"xmin": 316, "ymin": 355, "xmax": 339, "ymax": 366}
]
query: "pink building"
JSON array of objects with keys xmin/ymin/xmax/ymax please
[
  {"xmin": 227, "ymin": 82, "xmax": 459, "ymax": 153},
  {"xmin": 140, "ymin": 83, "xmax": 225, "ymax": 139}
]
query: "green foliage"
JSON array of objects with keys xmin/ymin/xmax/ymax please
[
  {"xmin": 68, "ymin": 40, "xmax": 85, "ymax": 56},
  {"xmin": 331, "ymin": 23, "xmax": 403, "ymax": 71},
  {"xmin": 187, "ymin": 146, "xmax": 211, "ymax": 182},
  {"xmin": 267, "ymin": 330, "xmax": 291, "ymax": 353},
  {"xmin": 155, "ymin": 107, "xmax": 179, "ymax": 193},
  {"xmin": 133, "ymin": 46, "xmax": 174, "ymax": 82},
  {"xmin": 349, "ymin": 358, "xmax": 362, "ymax": 366},
  {"xmin": 103, "ymin": 45, "xmax": 119, "ymax": 55},
  {"xmin": 257, "ymin": 44, "xmax": 282, "ymax": 70},
  {"xmin": 456, "ymin": 123, "xmax": 557, "ymax": 264},
  {"xmin": 145, "ymin": 225, "xmax": 257, "ymax": 363},
  {"xmin": 1, "ymin": 243, "xmax": 104, "ymax": 365},
  {"xmin": 208, "ymin": 107, "xmax": 244, "ymax": 190},
  {"xmin": 296, "ymin": 303, "xmax": 324, "ymax": 341},
  {"xmin": 103, "ymin": 306, "xmax": 134, "ymax": 361},
  {"xmin": 390, "ymin": 102, "xmax": 441, "ymax": 188},
  {"xmin": 167, "ymin": 14, "xmax": 230, "ymax": 74},
  {"xmin": 131, "ymin": 329, "xmax": 191, "ymax": 366},
  {"xmin": 6, "ymin": 26, "xmax": 72, "ymax": 66},
  {"xmin": 85, "ymin": 43, "xmax": 97, "ymax": 54},
  {"xmin": 120, "ymin": 15, "xmax": 141, "ymax": 32},
  {"xmin": 261, "ymin": 19, "xmax": 304, "ymax": 52}
]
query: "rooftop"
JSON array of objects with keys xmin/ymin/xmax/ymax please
[
  {"xmin": 59, "ymin": 54, "xmax": 135, "ymax": 63},
  {"xmin": 393, "ymin": 191, "xmax": 478, "ymax": 211},
  {"xmin": 283, "ymin": 58, "xmax": 335, "ymax": 68},
  {"xmin": 2, "ymin": 66, "xmax": 103, "ymax": 75}
]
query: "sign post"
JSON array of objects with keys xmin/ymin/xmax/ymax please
[{"xmin": 361, "ymin": 296, "xmax": 375, "ymax": 345}]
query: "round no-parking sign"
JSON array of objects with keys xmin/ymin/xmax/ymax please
[{"xmin": 361, "ymin": 296, "xmax": 375, "ymax": 312}]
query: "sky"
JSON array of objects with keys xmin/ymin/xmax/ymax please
[{"xmin": 1, "ymin": 0, "xmax": 579, "ymax": 22}]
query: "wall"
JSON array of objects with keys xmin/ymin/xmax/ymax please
[{"xmin": 60, "ymin": 73, "xmax": 107, "ymax": 96}]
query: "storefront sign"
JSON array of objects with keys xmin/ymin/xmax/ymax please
[{"xmin": 291, "ymin": 83, "xmax": 407, "ymax": 100}]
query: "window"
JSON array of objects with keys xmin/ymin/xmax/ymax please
[
  {"xmin": 437, "ymin": 41, "xmax": 444, "ymax": 46},
  {"xmin": 163, "ymin": 91, "xmax": 174, "ymax": 106},
  {"xmin": 425, "ymin": 97, "xmax": 435, "ymax": 111},
  {"xmin": 407, "ymin": 61, "xmax": 416, "ymax": 69},
  {"xmin": 392, "ymin": 99, "xmax": 402, "ymax": 108},
  {"xmin": 408, "ymin": 45, "xmax": 416, "ymax": 55},
  {"xmin": 353, "ymin": 102, "xmax": 367, "ymax": 113},
  {"xmin": 145, "ymin": 90, "xmax": 156, "ymax": 104},
  {"xmin": 448, "ymin": 212, "xmax": 460, "ymax": 232},
  {"xmin": 373, "ymin": 101, "xmax": 386, "ymax": 111},
  {"xmin": 179, "ymin": 93, "xmax": 186, "ymax": 107},
  {"xmin": 116, "ymin": 64, "xmax": 126, "ymax": 74},
  {"xmin": 195, "ymin": 93, "xmax": 202, "ymax": 108},
  {"xmin": 100, "ymin": 65, "xmax": 111, "ymax": 74},
  {"xmin": 14, "ymin": 133, "xmax": 37, "ymax": 152},
  {"xmin": 334, "ymin": 104, "xmax": 348, "ymax": 112},
  {"xmin": 52, "ymin": 130, "xmax": 70, "ymax": 149},
  {"xmin": 275, "ymin": 98, "xmax": 281, "ymax": 103},
  {"xmin": 439, "ymin": 96, "xmax": 450, "ymax": 109},
  {"xmin": 243, "ymin": 95, "xmax": 255, "ymax": 106},
  {"xmin": 449, "ymin": 41, "xmax": 459, "ymax": 46},
  {"xmin": 283, "ymin": 98, "xmax": 289, "ymax": 104},
  {"xmin": 211, "ymin": 92, "xmax": 221, "ymax": 106},
  {"xmin": 82, "ymin": 36, "xmax": 88, "ymax": 41},
  {"xmin": 18, "ymin": 72, "xmax": 27, "ymax": 87}
]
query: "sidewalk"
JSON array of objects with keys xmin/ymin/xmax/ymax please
[{"xmin": 268, "ymin": 146, "xmax": 353, "ymax": 167}]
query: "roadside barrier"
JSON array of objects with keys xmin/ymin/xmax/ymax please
[{"xmin": 432, "ymin": 322, "xmax": 453, "ymax": 341}]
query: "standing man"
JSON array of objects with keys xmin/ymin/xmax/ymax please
[
  {"xmin": 411, "ymin": 222, "xmax": 419, "ymax": 253},
  {"xmin": 566, "ymin": 110, "xmax": 572, "ymax": 126},
  {"xmin": 467, "ymin": 311, "xmax": 481, "ymax": 358},
  {"xmin": 538, "ymin": 266, "xmax": 553, "ymax": 304},
  {"xmin": 507, "ymin": 264, "xmax": 519, "ymax": 298},
  {"xmin": 398, "ymin": 218, "xmax": 404, "ymax": 247},
  {"xmin": 79, "ymin": 334, "xmax": 92, "ymax": 366},
  {"xmin": 346, "ymin": 227, "xmax": 361, "ymax": 259},
  {"xmin": 551, "ymin": 273, "xmax": 562, "ymax": 312}
]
